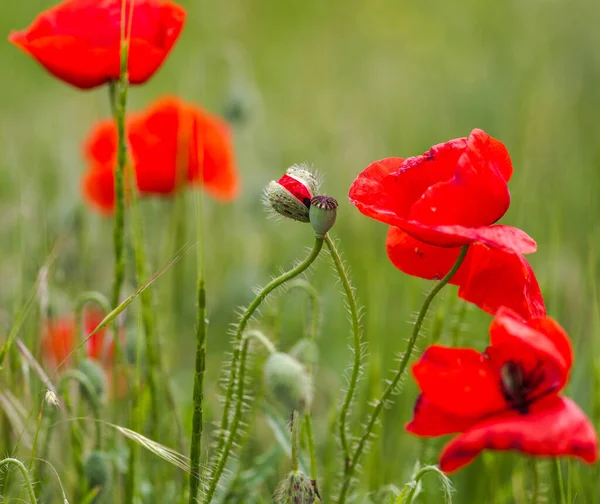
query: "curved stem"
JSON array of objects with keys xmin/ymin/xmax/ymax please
[
  {"xmin": 214, "ymin": 237, "xmax": 324, "ymax": 458},
  {"xmin": 0, "ymin": 458, "xmax": 37, "ymax": 503},
  {"xmin": 337, "ymin": 245, "xmax": 469, "ymax": 503},
  {"xmin": 285, "ymin": 279, "xmax": 320, "ymax": 341},
  {"xmin": 324, "ymin": 235, "xmax": 361, "ymax": 471},
  {"xmin": 203, "ymin": 331, "xmax": 254, "ymax": 502}
]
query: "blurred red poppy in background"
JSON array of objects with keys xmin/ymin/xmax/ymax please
[
  {"xmin": 8, "ymin": 0, "xmax": 186, "ymax": 89},
  {"xmin": 43, "ymin": 307, "xmax": 113, "ymax": 366},
  {"xmin": 406, "ymin": 307, "xmax": 598, "ymax": 472},
  {"xmin": 349, "ymin": 129, "xmax": 545, "ymax": 319},
  {"xmin": 82, "ymin": 96, "xmax": 239, "ymax": 213}
]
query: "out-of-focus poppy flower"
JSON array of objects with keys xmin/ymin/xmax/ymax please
[
  {"xmin": 43, "ymin": 307, "xmax": 113, "ymax": 366},
  {"xmin": 82, "ymin": 96, "xmax": 239, "ymax": 213},
  {"xmin": 349, "ymin": 129, "xmax": 545, "ymax": 319},
  {"xmin": 8, "ymin": 0, "xmax": 186, "ymax": 89},
  {"xmin": 406, "ymin": 308, "xmax": 598, "ymax": 472}
]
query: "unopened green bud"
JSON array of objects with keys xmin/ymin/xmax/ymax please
[
  {"xmin": 309, "ymin": 195, "xmax": 338, "ymax": 237},
  {"xmin": 265, "ymin": 166, "xmax": 319, "ymax": 222},
  {"xmin": 85, "ymin": 450, "xmax": 112, "ymax": 501},
  {"xmin": 264, "ymin": 352, "xmax": 312, "ymax": 414},
  {"xmin": 275, "ymin": 470, "xmax": 316, "ymax": 504},
  {"xmin": 79, "ymin": 358, "xmax": 106, "ymax": 401}
]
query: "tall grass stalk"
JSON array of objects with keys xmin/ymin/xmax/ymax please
[{"xmin": 337, "ymin": 245, "xmax": 469, "ymax": 503}]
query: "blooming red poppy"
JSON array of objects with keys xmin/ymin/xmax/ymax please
[
  {"xmin": 349, "ymin": 129, "xmax": 545, "ymax": 319},
  {"xmin": 43, "ymin": 307, "xmax": 114, "ymax": 366},
  {"xmin": 406, "ymin": 308, "xmax": 598, "ymax": 472},
  {"xmin": 82, "ymin": 96, "xmax": 239, "ymax": 213},
  {"xmin": 9, "ymin": 0, "xmax": 186, "ymax": 89}
]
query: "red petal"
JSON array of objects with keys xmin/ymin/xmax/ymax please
[
  {"xmin": 43, "ymin": 317, "xmax": 75, "ymax": 365},
  {"xmin": 407, "ymin": 394, "xmax": 479, "ymax": 436},
  {"xmin": 82, "ymin": 164, "xmax": 116, "ymax": 214},
  {"xmin": 440, "ymin": 396, "xmax": 598, "ymax": 473},
  {"xmin": 348, "ymin": 157, "xmax": 405, "ymax": 221},
  {"xmin": 412, "ymin": 346, "xmax": 506, "ymax": 418},
  {"xmin": 408, "ymin": 130, "xmax": 511, "ymax": 228},
  {"xmin": 8, "ymin": 0, "xmax": 186, "ymax": 89},
  {"xmin": 458, "ymin": 245, "xmax": 546, "ymax": 320},
  {"xmin": 488, "ymin": 308, "xmax": 571, "ymax": 392},
  {"xmin": 386, "ymin": 228, "xmax": 545, "ymax": 318}
]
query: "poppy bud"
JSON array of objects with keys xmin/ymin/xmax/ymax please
[
  {"xmin": 264, "ymin": 352, "xmax": 313, "ymax": 415},
  {"xmin": 265, "ymin": 165, "xmax": 320, "ymax": 223},
  {"xmin": 275, "ymin": 470, "xmax": 316, "ymax": 504},
  {"xmin": 79, "ymin": 358, "xmax": 106, "ymax": 401},
  {"xmin": 309, "ymin": 195, "xmax": 338, "ymax": 237},
  {"xmin": 85, "ymin": 450, "xmax": 112, "ymax": 501}
]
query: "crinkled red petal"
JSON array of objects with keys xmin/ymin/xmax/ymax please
[{"xmin": 440, "ymin": 396, "xmax": 598, "ymax": 473}]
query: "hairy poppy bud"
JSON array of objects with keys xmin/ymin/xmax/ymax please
[
  {"xmin": 309, "ymin": 195, "xmax": 338, "ymax": 237},
  {"xmin": 85, "ymin": 450, "xmax": 112, "ymax": 500},
  {"xmin": 264, "ymin": 352, "xmax": 312, "ymax": 415},
  {"xmin": 265, "ymin": 165, "xmax": 319, "ymax": 222},
  {"xmin": 79, "ymin": 358, "xmax": 106, "ymax": 401},
  {"xmin": 275, "ymin": 470, "xmax": 316, "ymax": 504}
]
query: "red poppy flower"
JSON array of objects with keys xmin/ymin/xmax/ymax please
[
  {"xmin": 82, "ymin": 96, "xmax": 239, "ymax": 213},
  {"xmin": 406, "ymin": 308, "xmax": 598, "ymax": 472},
  {"xmin": 8, "ymin": 0, "xmax": 186, "ymax": 89},
  {"xmin": 43, "ymin": 307, "xmax": 114, "ymax": 366},
  {"xmin": 349, "ymin": 129, "xmax": 545, "ymax": 319}
]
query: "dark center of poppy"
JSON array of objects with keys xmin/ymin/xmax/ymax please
[{"xmin": 500, "ymin": 360, "xmax": 545, "ymax": 414}]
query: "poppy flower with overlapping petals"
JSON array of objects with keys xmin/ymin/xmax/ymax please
[
  {"xmin": 9, "ymin": 0, "xmax": 186, "ymax": 89},
  {"xmin": 348, "ymin": 129, "xmax": 545, "ymax": 319},
  {"xmin": 82, "ymin": 96, "xmax": 239, "ymax": 213},
  {"xmin": 406, "ymin": 307, "xmax": 598, "ymax": 472},
  {"xmin": 43, "ymin": 307, "xmax": 114, "ymax": 366}
]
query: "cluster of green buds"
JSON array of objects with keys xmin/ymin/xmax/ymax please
[{"xmin": 265, "ymin": 165, "xmax": 338, "ymax": 237}]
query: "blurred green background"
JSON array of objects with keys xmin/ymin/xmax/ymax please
[{"xmin": 1, "ymin": 0, "xmax": 600, "ymax": 502}]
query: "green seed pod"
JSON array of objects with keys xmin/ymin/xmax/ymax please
[
  {"xmin": 289, "ymin": 339, "xmax": 319, "ymax": 369},
  {"xmin": 78, "ymin": 358, "xmax": 106, "ymax": 401},
  {"xmin": 275, "ymin": 470, "xmax": 316, "ymax": 504},
  {"xmin": 264, "ymin": 352, "xmax": 312, "ymax": 415},
  {"xmin": 265, "ymin": 165, "xmax": 320, "ymax": 223},
  {"xmin": 85, "ymin": 450, "xmax": 112, "ymax": 501},
  {"xmin": 309, "ymin": 195, "xmax": 338, "ymax": 237}
]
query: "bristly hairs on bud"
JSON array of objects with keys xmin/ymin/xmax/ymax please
[{"xmin": 264, "ymin": 352, "xmax": 313, "ymax": 415}]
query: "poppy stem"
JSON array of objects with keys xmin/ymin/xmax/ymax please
[
  {"xmin": 337, "ymin": 244, "xmax": 469, "ymax": 504},
  {"xmin": 530, "ymin": 458, "xmax": 539, "ymax": 504},
  {"xmin": 324, "ymin": 234, "xmax": 362, "ymax": 473},
  {"xmin": 188, "ymin": 186, "xmax": 207, "ymax": 504},
  {"xmin": 205, "ymin": 237, "xmax": 325, "ymax": 504},
  {"xmin": 291, "ymin": 410, "xmax": 300, "ymax": 472},
  {"xmin": 0, "ymin": 458, "xmax": 37, "ymax": 504}
]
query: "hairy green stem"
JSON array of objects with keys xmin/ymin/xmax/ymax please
[
  {"xmin": 304, "ymin": 415, "xmax": 317, "ymax": 481},
  {"xmin": 530, "ymin": 458, "xmax": 539, "ymax": 504},
  {"xmin": 337, "ymin": 245, "xmax": 469, "ymax": 503},
  {"xmin": 214, "ymin": 237, "xmax": 325, "ymax": 460},
  {"xmin": 0, "ymin": 458, "xmax": 37, "ymax": 503},
  {"xmin": 324, "ymin": 235, "xmax": 361, "ymax": 472},
  {"xmin": 555, "ymin": 459, "xmax": 566, "ymax": 504},
  {"xmin": 189, "ymin": 185, "xmax": 207, "ymax": 503},
  {"xmin": 291, "ymin": 411, "xmax": 300, "ymax": 472}
]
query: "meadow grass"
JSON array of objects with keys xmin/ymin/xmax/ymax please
[{"xmin": 0, "ymin": 0, "xmax": 599, "ymax": 502}]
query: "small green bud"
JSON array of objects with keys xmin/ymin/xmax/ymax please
[
  {"xmin": 79, "ymin": 358, "xmax": 106, "ymax": 401},
  {"xmin": 275, "ymin": 471, "xmax": 316, "ymax": 504},
  {"xmin": 309, "ymin": 195, "xmax": 338, "ymax": 237},
  {"xmin": 264, "ymin": 352, "xmax": 312, "ymax": 415},
  {"xmin": 265, "ymin": 165, "xmax": 319, "ymax": 222},
  {"xmin": 85, "ymin": 450, "xmax": 112, "ymax": 501}
]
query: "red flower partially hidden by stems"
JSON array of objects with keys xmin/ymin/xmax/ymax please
[
  {"xmin": 82, "ymin": 96, "xmax": 239, "ymax": 213},
  {"xmin": 43, "ymin": 307, "xmax": 114, "ymax": 366},
  {"xmin": 348, "ymin": 129, "xmax": 545, "ymax": 319},
  {"xmin": 8, "ymin": 0, "xmax": 186, "ymax": 89},
  {"xmin": 406, "ymin": 308, "xmax": 598, "ymax": 472}
]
